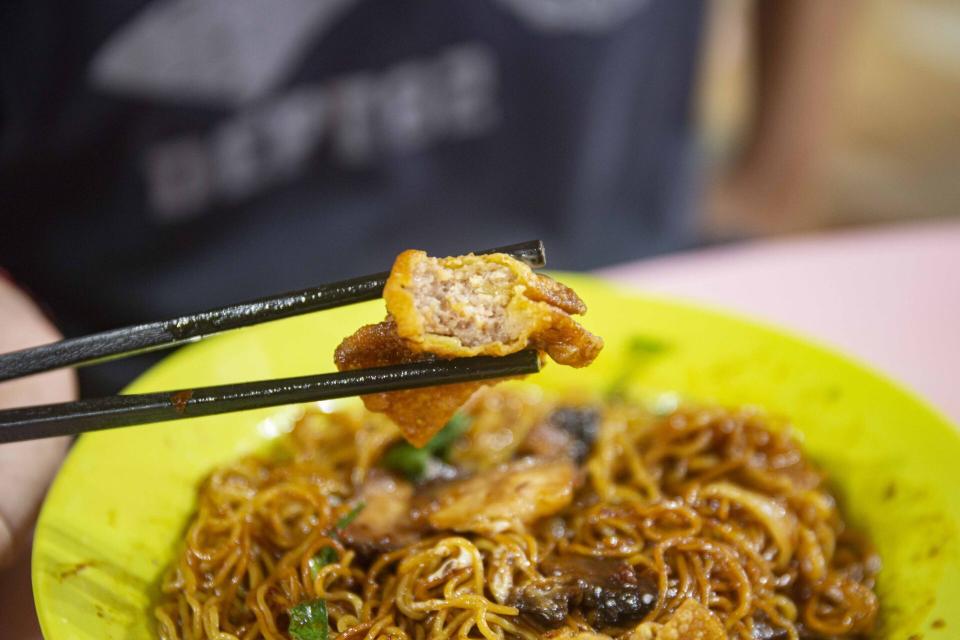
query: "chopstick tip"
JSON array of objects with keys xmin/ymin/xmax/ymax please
[{"xmin": 531, "ymin": 239, "xmax": 546, "ymax": 269}]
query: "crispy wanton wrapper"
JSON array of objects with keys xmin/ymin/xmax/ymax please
[
  {"xmin": 335, "ymin": 250, "xmax": 603, "ymax": 446},
  {"xmin": 334, "ymin": 319, "xmax": 493, "ymax": 447}
]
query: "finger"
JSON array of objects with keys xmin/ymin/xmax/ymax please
[{"xmin": 0, "ymin": 279, "xmax": 77, "ymax": 567}]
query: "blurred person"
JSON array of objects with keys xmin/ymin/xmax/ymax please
[
  {"xmin": 826, "ymin": 0, "xmax": 960, "ymax": 225},
  {"xmin": 0, "ymin": 1, "xmax": 850, "ymax": 636},
  {"xmin": 706, "ymin": 1, "xmax": 858, "ymax": 235}
]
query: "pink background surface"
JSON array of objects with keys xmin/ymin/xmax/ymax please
[{"xmin": 597, "ymin": 220, "xmax": 960, "ymax": 425}]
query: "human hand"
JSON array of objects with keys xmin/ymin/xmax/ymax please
[{"xmin": 0, "ymin": 275, "xmax": 76, "ymax": 638}]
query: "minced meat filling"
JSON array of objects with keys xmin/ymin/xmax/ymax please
[{"xmin": 410, "ymin": 258, "xmax": 520, "ymax": 347}]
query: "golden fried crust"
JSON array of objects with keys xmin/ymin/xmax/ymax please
[
  {"xmin": 381, "ymin": 250, "xmax": 427, "ymax": 344},
  {"xmin": 334, "ymin": 319, "xmax": 491, "ymax": 447},
  {"xmin": 525, "ymin": 273, "xmax": 587, "ymax": 315},
  {"xmin": 334, "ymin": 318, "xmax": 421, "ymax": 369},
  {"xmin": 529, "ymin": 309, "xmax": 604, "ymax": 368}
]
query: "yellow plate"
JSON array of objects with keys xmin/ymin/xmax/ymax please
[{"xmin": 33, "ymin": 275, "xmax": 960, "ymax": 639}]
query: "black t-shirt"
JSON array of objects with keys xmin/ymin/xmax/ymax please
[{"xmin": 1, "ymin": 0, "xmax": 705, "ymax": 393}]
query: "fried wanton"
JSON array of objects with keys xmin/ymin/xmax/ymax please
[
  {"xmin": 335, "ymin": 250, "xmax": 603, "ymax": 446},
  {"xmin": 384, "ymin": 250, "xmax": 602, "ymax": 364}
]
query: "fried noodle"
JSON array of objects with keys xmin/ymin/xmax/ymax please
[{"xmin": 155, "ymin": 390, "xmax": 879, "ymax": 639}]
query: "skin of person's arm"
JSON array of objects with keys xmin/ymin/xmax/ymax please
[
  {"xmin": 0, "ymin": 277, "xmax": 75, "ymax": 568},
  {"xmin": 710, "ymin": 0, "xmax": 858, "ymax": 234}
]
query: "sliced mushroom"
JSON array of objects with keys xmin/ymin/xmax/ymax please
[{"xmin": 511, "ymin": 555, "xmax": 658, "ymax": 629}]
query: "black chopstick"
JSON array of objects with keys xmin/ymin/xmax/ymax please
[
  {"xmin": 0, "ymin": 240, "xmax": 545, "ymax": 382},
  {"xmin": 0, "ymin": 350, "xmax": 541, "ymax": 443}
]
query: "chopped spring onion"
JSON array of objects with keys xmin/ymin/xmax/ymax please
[
  {"xmin": 288, "ymin": 598, "xmax": 329, "ymax": 640},
  {"xmin": 335, "ymin": 500, "xmax": 367, "ymax": 531},
  {"xmin": 307, "ymin": 546, "xmax": 338, "ymax": 579},
  {"xmin": 307, "ymin": 501, "xmax": 367, "ymax": 578},
  {"xmin": 382, "ymin": 413, "xmax": 472, "ymax": 481}
]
